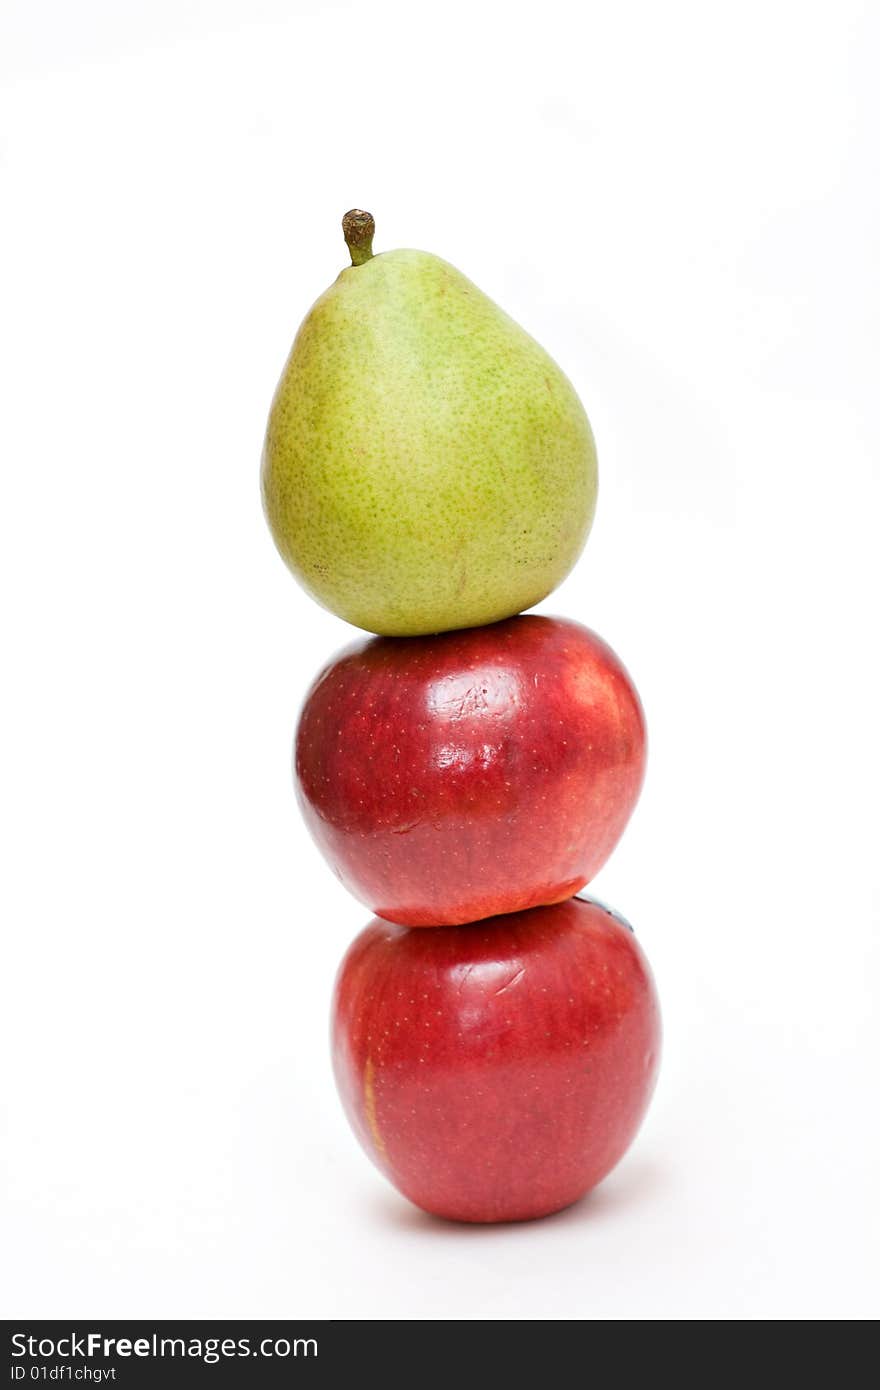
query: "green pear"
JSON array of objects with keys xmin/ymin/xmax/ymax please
[{"xmin": 261, "ymin": 211, "xmax": 597, "ymax": 636}]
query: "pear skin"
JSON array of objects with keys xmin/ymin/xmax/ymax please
[{"xmin": 261, "ymin": 213, "xmax": 597, "ymax": 636}]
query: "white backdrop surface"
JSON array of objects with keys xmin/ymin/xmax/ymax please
[{"xmin": 1, "ymin": 0, "xmax": 878, "ymax": 1320}]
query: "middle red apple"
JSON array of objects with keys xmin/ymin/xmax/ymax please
[{"xmin": 295, "ymin": 614, "xmax": 646, "ymax": 927}]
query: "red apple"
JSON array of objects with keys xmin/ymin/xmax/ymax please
[
  {"xmin": 296, "ymin": 615, "xmax": 646, "ymax": 927},
  {"xmin": 332, "ymin": 895, "xmax": 660, "ymax": 1223}
]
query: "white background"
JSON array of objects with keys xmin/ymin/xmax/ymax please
[{"xmin": 2, "ymin": 1, "xmax": 878, "ymax": 1321}]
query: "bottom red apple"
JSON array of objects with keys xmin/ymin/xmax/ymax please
[{"xmin": 332, "ymin": 895, "xmax": 661, "ymax": 1223}]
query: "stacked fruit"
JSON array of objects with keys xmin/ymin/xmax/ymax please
[{"xmin": 261, "ymin": 211, "xmax": 660, "ymax": 1224}]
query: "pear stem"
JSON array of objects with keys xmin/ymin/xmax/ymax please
[{"xmin": 342, "ymin": 209, "xmax": 375, "ymax": 266}]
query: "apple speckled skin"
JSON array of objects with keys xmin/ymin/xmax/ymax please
[
  {"xmin": 332, "ymin": 895, "xmax": 661, "ymax": 1224},
  {"xmin": 261, "ymin": 247, "xmax": 597, "ymax": 637},
  {"xmin": 295, "ymin": 615, "xmax": 646, "ymax": 927}
]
